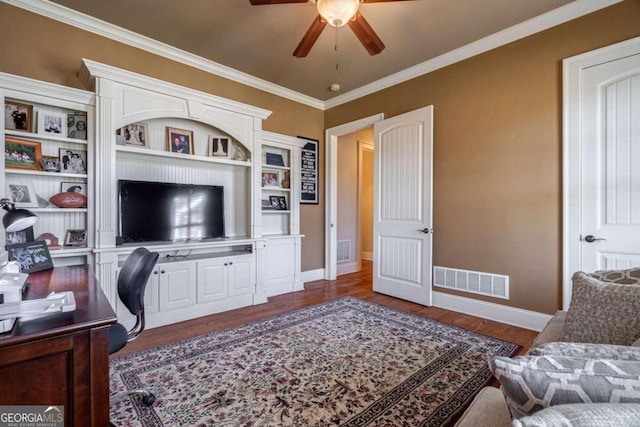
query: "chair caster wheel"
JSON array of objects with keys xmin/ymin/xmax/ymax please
[{"xmin": 142, "ymin": 393, "xmax": 156, "ymax": 406}]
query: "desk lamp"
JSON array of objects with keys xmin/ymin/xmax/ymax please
[{"xmin": 0, "ymin": 198, "xmax": 39, "ymax": 232}]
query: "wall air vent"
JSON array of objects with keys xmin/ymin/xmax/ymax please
[
  {"xmin": 433, "ymin": 266, "xmax": 509, "ymax": 300},
  {"xmin": 337, "ymin": 240, "xmax": 351, "ymax": 263}
]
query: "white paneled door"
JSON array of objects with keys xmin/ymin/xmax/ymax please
[
  {"xmin": 581, "ymin": 54, "xmax": 640, "ymax": 271},
  {"xmin": 373, "ymin": 106, "xmax": 433, "ymax": 305},
  {"xmin": 564, "ymin": 37, "xmax": 640, "ymax": 308}
]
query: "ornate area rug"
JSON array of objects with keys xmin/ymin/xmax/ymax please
[{"xmin": 110, "ymin": 297, "xmax": 519, "ymax": 426}]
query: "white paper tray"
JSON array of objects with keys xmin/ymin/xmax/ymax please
[{"xmin": 0, "ymin": 291, "xmax": 76, "ymax": 321}]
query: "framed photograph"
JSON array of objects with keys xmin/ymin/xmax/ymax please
[
  {"xmin": 5, "ymin": 137, "xmax": 42, "ymax": 171},
  {"xmin": 266, "ymin": 152, "xmax": 285, "ymax": 167},
  {"xmin": 4, "ymin": 101, "xmax": 33, "ymax": 132},
  {"xmin": 277, "ymin": 196, "xmax": 288, "ymax": 210},
  {"xmin": 67, "ymin": 112, "xmax": 88, "ymax": 140},
  {"xmin": 261, "ymin": 171, "xmax": 279, "ymax": 188},
  {"xmin": 37, "ymin": 109, "xmax": 66, "ymax": 136},
  {"xmin": 64, "ymin": 229, "xmax": 87, "ymax": 247},
  {"xmin": 6, "ymin": 227, "xmax": 34, "ymax": 245},
  {"xmin": 261, "ymin": 198, "xmax": 274, "ymax": 210},
  {"xmin": 6, "ymin": 181, "xmax": 38, "ymax": 208},
  {"xmin": 208, "ymin": 136, "xmax": 230, "ymax": 158},
  {"xmin": 40, "ymin": 155, "xmax": 60, "ymax": 172},
  {"xmin": 59, "ymin": 148, "xmax": 87, "ymax": 174},
  {"xmin": 5, "ymin": 241, "xmax": 53, "ymax": 273},
  {"xmin": 167, "ymin": 127, "xmax": 194, "ymax": 154},
  {"xmin": 61, "ymin": 182, "xmax": 87, "ymax": 196},
  {"xmin": 269, "ymin": 195, "xmax": 281, "ymax": 210},
  {"xmin": 118, "ymin": 122, "xmax": 148, "ymax": 147}
]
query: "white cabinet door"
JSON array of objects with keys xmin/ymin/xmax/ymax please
[
  {"xmin": 197, "ymin": 258, "xmax": 228, "ymax": 303},
  {"xmin": 158, "ymin": 261, "xmax": 197, "ymax": 311},
  {"xmin": 228, "ymin": 255, "xmax": 255, "ymax": 296},
  {"xmin": 261, "ymin": 238, "xmax": 295, "ymax": 295}
]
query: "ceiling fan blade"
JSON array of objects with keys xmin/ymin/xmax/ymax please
[
  {"xmin": 348, "ymin": 11, "xmax": 385, "ymax": 56},
  {"xmin": 249, "ymin": 0, "xmax": 309, "ymax": 5},
  {"xmin": 293, "ymin": 15, "xmax": 327, "ymax": 58}
]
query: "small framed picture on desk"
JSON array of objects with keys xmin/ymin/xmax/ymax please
[{"xmin": 6, "ymin": 241, "xmax": 54, "ymax": 273}]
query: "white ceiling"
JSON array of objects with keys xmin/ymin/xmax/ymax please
[{"xmin": 8, "ymin": 0, "xmax": 620, "ymax": 107}]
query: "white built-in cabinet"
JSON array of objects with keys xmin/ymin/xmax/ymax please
[
  {"xmin": 80, "ymin": 60, "xmax": 305, "ymax": 329},
  {"xmin": 0, "ymin": 73, "xmax": 95, "ymax": 266}
]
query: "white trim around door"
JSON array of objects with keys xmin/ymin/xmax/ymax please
[{"xmin": 325, "ymin": 113, "xmax": 384, "ymax": 280}]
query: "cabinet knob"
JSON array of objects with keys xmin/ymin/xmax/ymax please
[
  {"xmin": 154, "ymin": 270, "xmax": 158, "ymax": 275},
  {"xmin": 229, "ymin": 262, "xmax": 233, "ymax": 265},
  {"xmin": 161, "ymin": 270, "xmax": 165, "ymax": 274},
  {"xmin": 224, "ymin": 263, "xmax": 228, "ymax": 266}
]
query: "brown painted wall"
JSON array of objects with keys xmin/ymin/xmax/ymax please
[
  {"xmin": 2, "ymin": 2, "xmax": 640, "ymax": 313},
  {"xmin": 325, "ymin": 0, "xmax": 640, "ymax": 314},
  {"xmin": 0, "ymin": 3, "xmax": 325, "ymax": 271}
]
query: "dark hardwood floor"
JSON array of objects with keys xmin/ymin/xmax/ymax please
[{"xmin": 115, "ymin": 261, "xmax": 537, "ymax": 358}]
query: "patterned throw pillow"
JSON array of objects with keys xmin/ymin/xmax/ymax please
[
  {"xmin": 530, "ymin": 342, "xmax": 640, "ymax": 361},
  {"xmin": 589, "ymin": 267, "xmax": 640, "ymax": 285},
  {"xmin": 563, "ymin": 272, "xmax": 640, "ymax": 345},
  {"xmin": 489, "ymin": 355, "xmax": 640, "ymax": 419},
  {"xmin": 513, "ymin": 403, "xmax": 640, "ymax": 427}
]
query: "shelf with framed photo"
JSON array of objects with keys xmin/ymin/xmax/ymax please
[{"xmin": 2, "ymin": 74, "xmax": 94, "ymax": 268}]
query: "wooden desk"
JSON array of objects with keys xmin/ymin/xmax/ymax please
[{"xmin": 0, "ymin": 265, "xmax": 117, "ymax": 426}]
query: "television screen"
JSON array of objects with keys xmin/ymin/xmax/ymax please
[{"xmin": 118, "ymin": 180, "xmax": 225, "ymax": 244}]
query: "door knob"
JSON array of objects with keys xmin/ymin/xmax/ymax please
[
  {"xmin": 417, "ymin": 228, "xmax": 430, "ymax": 234},
  {"xmin": 584, "ymin": 235, "xmax": 606, "ymax": 243}
]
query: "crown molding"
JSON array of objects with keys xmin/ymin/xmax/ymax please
[
  {"xmin": 2, "ymin": 0, "xmax": 623, "ymax": 111},
  {"xmin": 0, "ymin": 71, "xmax": 95, "ymax": 105},
  {"xmin": 1, "ymin": 0, "xmax": 325, "ymax": 110},
  {"xmin": 324, "ymin": 0, "xmax": 623, "ymax": 109}
]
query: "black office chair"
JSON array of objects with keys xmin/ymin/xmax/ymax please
[{"xmin": 109, "ymin": 247, "xmax": 159, "ymax": 408}]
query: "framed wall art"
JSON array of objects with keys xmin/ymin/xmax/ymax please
[
  {"xmin": 61, "ymin": 182, "xmax": 87, "ymax": 196},
  {"xmin": 38, "ymin": 109, "xmax": 66, "ymax": 136},
  {"xmin": 261, "ymin": 171, "xmax": 279, "ymax": 188},
  {"xmin": 298, "ymin": 136, "xmax": 318, "ymax": 204},
  {"xmin": 64, "ymin": 229, "xmax": 87, "ymax": 247},
  {"xmin": 67, "ymin": 112, "xmax": 88, "ymax": 140},
  {"xmin": 118, "ymin": 122, "xmax": 148, "ymax": 147},
  {"xmin": 209, "ymin": 136, "xmax": 230, "ymax": 158},
  {"xmin": 59, "ymin": 148, "xmax": 87, "ymax": 174},
  {"xmin": 6, "ymin": 241, "xmax": 54, "ymax": 273},
  {"xmin": 4, "ymin": 101, "xmax": 33, "ymax": 132},
  {"xmin": 40, "ymin": 155, "xmax": 61, "ymax": 172},
  {"xmin": 167, "ymin": 127, "xmax": 194, "ymax": 154},
  {"xmin": 6, "ymin": 181, "xmax": 38, "ymax": 208},
  {"xmin": 6, "ymin": 226, "xmax": 34, "ymax": 245},
  {"xmin": 5, "ymin": 137, "xmax": 42, "ymax": 171}
]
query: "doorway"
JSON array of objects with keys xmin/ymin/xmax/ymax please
[
  {"xmin": 335, "ymin": 131, "xmax": 374, "ymax": 276},
  {"xmin": 325, "ymin": 114, "xmax": 384, "ymax": 280}
]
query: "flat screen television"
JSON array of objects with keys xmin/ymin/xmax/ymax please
[{"xmin": 118, "ymin": 180, "xmax": 225, "ymax": 244}]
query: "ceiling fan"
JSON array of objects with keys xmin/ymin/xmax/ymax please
[{"xmin": 249, "ymin": 0, "xmax": 414, "ymax": 58}]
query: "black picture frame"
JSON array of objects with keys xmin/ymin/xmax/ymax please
[
  {"xmin": 269, "ymin": 195, "xmax": 281, "ymax": 210},
  {"xmin": 6, "ymin": 226, "xmax": 34, "ymax": 245},
  {"xmin": 278, "ymin": 196, "xmax": 288, "ymax": 210},
  {"xmin": 298, "ymin": 136, "xmax": 318, "ymax": 204},
  {"xmin": 266, "ymin": 152, "xmax": 285, "ymax": 167},
  {"xmin": 5, "ymin": 241, "xmax": 54, "ymax": 273}
]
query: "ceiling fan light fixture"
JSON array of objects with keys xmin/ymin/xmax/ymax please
[{"xmin": 317, "ymin": 0, "xmax": 360, "ymax": 28}]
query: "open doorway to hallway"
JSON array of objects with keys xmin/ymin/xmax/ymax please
[{"xmin": 336, "ymin": 129, "xmax": 374, "ymax": 276}]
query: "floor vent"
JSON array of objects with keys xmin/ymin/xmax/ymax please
[
  {"xmin": 433, "ymin": 266, "xmax": 509, "ymax": 300},
  {"xmin": 337, "ymin": 240, "xmax": 351, "ymax": 263}
]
